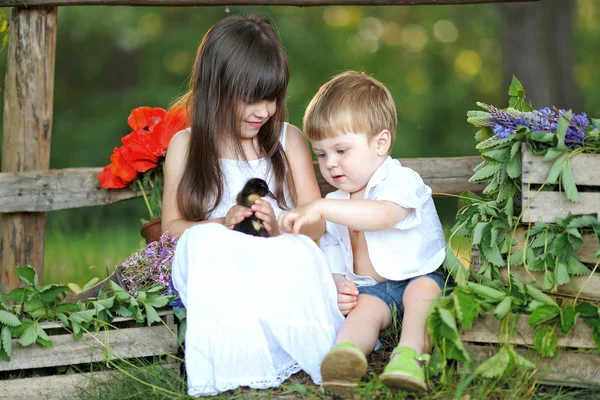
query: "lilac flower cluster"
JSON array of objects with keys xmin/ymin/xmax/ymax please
[
  {"xmin": 478, "ymin": 103, "xmax": 591, "ymax": 148},
  {"xmin": 120, "ymin": 231, "xmax": 179, "ymax": 296}
]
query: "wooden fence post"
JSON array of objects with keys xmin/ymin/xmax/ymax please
[{"xmin": 0, "ymin": 7, "xmax": 57, "ymax": 292}]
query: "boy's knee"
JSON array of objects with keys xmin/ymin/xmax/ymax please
[
  {"xmin": 404, "ymin": 277, "xmax": 442, "ymax": 302},
  {"xmin": 353, "ymin": 294, "xmax": 393, "ymax": 328}
]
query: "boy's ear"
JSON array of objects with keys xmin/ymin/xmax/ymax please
[{"xmin": 375, "ymin": 129, "xmax": 392, "ymax": 156}]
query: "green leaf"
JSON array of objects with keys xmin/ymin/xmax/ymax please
[
  {"xmin": 556, "ymin": 111, "xmax": 572, "ymax": 151},
  {"xmin": 82, "ymin": 277, "xmax": 100, "ymax": 291},
  {"xmin": 474, "ymin": 346, "xmax": 510, "ymax": 378},
  {"xmin": 114, "ymin": 305, "xmax": 134, "ymax": 318},
  {"xmin": 469, "ymin": 163, "xmax": 502, "ymax": 183},
  {"xmin": 506, "ymin": 346, "xmax": 535, "ymax": 370},
  {"xmin": 14, "ymin": 265, "xmax": 38, "ymax": 288},
  {"xmin": 480, "ymin": 239, "xmax": 505, "ymax": 267},
  {"xmin": 575, "ymin": 302, "xmax": 598, "ymax": 317},
  {"xmin": 508, "ymin": 76, "xmax": 524, "ymax": 97},
  {"xmin": 144, "ymin": 304, "xmax": 161, "ymax": 326},
  {"xmin": 472, "ymin": 222, "xmax": 487, "ymax": 246},
  {"xmin": 506, "ymin": 153, "xmax": 522, "ymax": 179},
  {"xmin": 494, "ymin": 297, "xmax": 512, "ymax": 320},
  {"xmin": 467, "ymin": 282, "xmax": 506, "ymax": 301},
  {"xmin": 526, "ymin": 285, "xmax": 558, "ymax": 308},
  {"xmin": 509, "ymin": 250, "xmax": 524, "ymax": 266},
  {"xmin": 39, "ymin": 284, "xmax": 69, "ymax": 303},
  {"xmin": 544, "ymin": 148, "xmax": 564, "ymax": 162},
  {"xmin": 529, "ymin": 305, "xmax": 560, "ymax": 326},
  {"xmin": 18, "ymin": 322, "xmax": 39, "ymax": 346},
  {"xmin": 1, "ymin": 325, "xmax": 12, "ymax": 359},
  {"xmin": 542, "ymin": 269, "xmax": 554, "ymax": 291},
  {"xmin": 2, "ymin": 287, "xmax": 32, "ymax": 303},
  {"xmin": 567, "ymin": 257, "xmax": 592, "ymax": 276},
  {"xmin": 533, "ymin": 325, "xmax": 558, "ymax": 357},
  {"xmin": 546, "ymin": 155, "xmax": 567, "ymax": 184},
  {"xmin": 529, "ymin": 131, "xmax": 554, "ymax": 143},
  {"xmin": 509, "ymin": 141, "xmax": 521, "ymax": 161},
  {"xmin": 561, "ymin": 161, "xmax": 579, "ymax": 202},
  {"xmin": 560, "ymin": 306, "xmax": 577, "ymax": 334},
  {"xmin": 0, "ymin": 310, "xmax": 21, "ymax": 327},
  {"xmin": 143, "ymin": 295, "xmax": 170, "ymax": 309},
  {"xmin": 554, "ymin": 262, "xmax": 570, "ymax": 286},
  {"xmin": 110, "ymin": 281, "xmax": 132, "ymax": 301},
  {"xmin": 567, "ymin": 215, "xmax": 600, "ymax": 229},
  {"xmin": 454, "ymin": 291, "xmax": 478, "ymax": 330}
]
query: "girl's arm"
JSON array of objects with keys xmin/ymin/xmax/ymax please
[
  {"xmin": 161, "ymin": 130, "xmax": 233, "ymax": 236},
  {"xmin": 284, "ymin": 124, "xmax": 325, "ymax": 240}
]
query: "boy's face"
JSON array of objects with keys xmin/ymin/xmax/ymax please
[{"xmin": 311, "ymin": 132, "xmax": 387, "ymax": 196}]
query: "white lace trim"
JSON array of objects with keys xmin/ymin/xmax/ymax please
[{"xmin": 188, "ymin": 361, "xmax": 304, "ymax": 397}]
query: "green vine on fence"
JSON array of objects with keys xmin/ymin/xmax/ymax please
[
  {"xmin": 431, "ymin": 77, "xmax": 600, "ymax": 381},
  {"xmin": 0, "ymin": 265, "xmax": 182, "ymax": 362}
]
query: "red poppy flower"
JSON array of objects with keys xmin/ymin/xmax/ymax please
[
  {"xmin": 109, "ymin": 146, "xmax": 138, "ymax": 183},
  {"xmin": 119, "ymin": 144, "xmax": 159, "ymax": 173},
  {"xmin": 98, "ymin": 165, "xmax": 128, "ymax": 189},
  {"xmin": 127, "ymin": 107, "xmax": 167, "ymax": 132},
  {"xmin": 151, "ymin": 106, "xmax": 189, "ymax": 151},
  {"xmin": 122, "ymin": 129, "xmax": 164, "ymax": 159}
]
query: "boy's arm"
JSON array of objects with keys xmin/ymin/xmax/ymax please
[{"xmin": 279, "ymin": 198, "xmax": 411, "ymax": 235}]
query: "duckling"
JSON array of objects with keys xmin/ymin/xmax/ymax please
[{"xmin": 233, "ymin": 178, "xmax": 275, "ymax": 237}]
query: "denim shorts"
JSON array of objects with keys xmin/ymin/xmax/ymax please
[{"xmin": 357, "ymin": 271, "xmax": 447, "ymax": 319}]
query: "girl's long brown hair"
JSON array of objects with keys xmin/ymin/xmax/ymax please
[{"xmin": 174, "ymin": 14, "xmax": 295, "ymax": 221}]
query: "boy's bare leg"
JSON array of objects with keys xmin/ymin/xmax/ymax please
[
  {"xmin": 397, "ymin": 277, "xmax": 442, "ymax": 354},
  {"xmin": 321, "ymin": 294, "xmax": 392, "ymax": 393},
  {"xmin": 335, "ymin": 294, "xmax": 393, "ymax": 355},
  {"xmin": 379, "ymin": 277, "xmax": 442, "ymax": 392}
]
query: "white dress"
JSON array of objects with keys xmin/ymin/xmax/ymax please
[{"xmin": 172, "ymin": 124, "xmax": 344, "ymax": 397}]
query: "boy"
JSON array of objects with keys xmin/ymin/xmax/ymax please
[{"xmin": 278, "ymin": 71, "xmax": 446, "ymax": 393}]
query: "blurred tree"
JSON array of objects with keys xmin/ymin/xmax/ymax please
[{"xmin": 498, "ymin": 0, "xmax": 581, "ymax": 110}]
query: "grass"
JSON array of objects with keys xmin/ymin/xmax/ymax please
[
  {"xmin": 44, "ymin": 223, "xmax": 144, "ymax": 287},
  {"xmin": 73, "ymin": 351, "xmax": 600, "ymax": 400}
]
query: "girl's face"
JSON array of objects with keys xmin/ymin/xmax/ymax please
[{"xmin": 237, "ymin": 100, "xmax": 277, "ymax": 139}]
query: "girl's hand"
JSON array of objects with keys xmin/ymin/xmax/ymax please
[
  {"xmin": 251, "ymin": 198, "xmax": 279, "ymax": 237},
  {"xmin": 224, "ymin": 205, "xmax": 252, "ymax": 229},
  {"xmin": 332, "ymin": 274, "xmax": 358, "ymax": 316}
]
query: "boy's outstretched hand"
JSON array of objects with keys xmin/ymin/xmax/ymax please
[
  {"xmin": 278, "ymin": 201, "xmax": 322, "ymax": 235},
  {"xmin": 332, "ymin": 274, "xmax": 358, "ymax": 315}
]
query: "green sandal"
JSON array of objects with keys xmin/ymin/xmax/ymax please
[
  {"xmin": 320, "ymin": 342, "xmax": 367, "ymax": 396},
  {"xmin": 379, "ymin": 346, "xmax": 429, "ymax": 392}
]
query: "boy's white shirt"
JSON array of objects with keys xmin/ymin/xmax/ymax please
[{"xmin": 320, "ymin": 156, "xmax": 446, "ymax": 285}]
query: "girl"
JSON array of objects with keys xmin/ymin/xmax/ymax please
[{"xmin": 163, "ymin": 14, "xmax": 344, "ymax": 397}]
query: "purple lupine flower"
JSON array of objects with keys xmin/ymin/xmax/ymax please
[{"xmin": 477, "ymin": 102, "xmax": 589, "ymax": 149}]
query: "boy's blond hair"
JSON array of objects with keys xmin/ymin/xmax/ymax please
[{"xmin": 303, "ymin": 71, "xmax": 397, "ymax": 152}]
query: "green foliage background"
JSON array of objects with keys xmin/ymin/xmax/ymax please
[{"xmin": 0, "ymin": 3, "xmax": 599, "ymax": 284}]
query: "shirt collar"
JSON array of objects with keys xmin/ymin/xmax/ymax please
[{"xmin": 364, "ymin": 156, "xmax": 396, "ymax": 196}]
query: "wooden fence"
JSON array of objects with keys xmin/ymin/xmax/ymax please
[{"xmin": 0, "ymin": 0, "xmax": 536, "ymax": 292}]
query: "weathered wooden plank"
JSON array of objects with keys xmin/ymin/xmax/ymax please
[
  {"xmin": 0, "ymin": 7, "xmax": 57, "ymax": 292},
  {"xmin": 522, "ymin": 144, "xmax": 600, "ymax": 186},
  {"xmin": 0, "ymin": 0, "xmax": 540, "ymax": 7},
  {"xmin": 461, "ymin": 313, "xmax": 596, "ymax": 350},
  {"xmin": 0, "ymin": 361, "xmax": 180, "ymax": 399},
  {"xmin": 0, "ymin": 156, "xmax": 484, "ymax": 212},
  {"xmin": 521, "ymin": 191, "xmax": 600, "ymax": 224},
  {"xmin": 0, "ymin": 370, "xmax": 120, "ymax": 400},
  {"xmin": 521, "ymin": 144, "xmax": 600, "ymax": 223},
  {"xmin": 465, "ymin": 344, "xmax": 600, "ymax": 388},
  {"xmin": 0, "ymin": 168, "xmax": 146, "ymax": 213},
  {"xmin": 471, "ymin": 248, "xmax": 600, "ymax": 302},
  {"xmin": 0, "ymin": 323, "xmax": 178, "ymax": 372}
]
